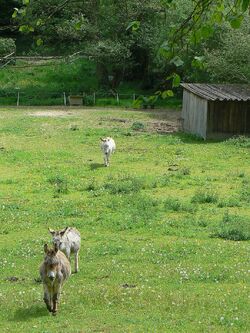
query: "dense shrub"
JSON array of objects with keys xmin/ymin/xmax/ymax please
[
  {"xmin": 0, "ymin": 38, "xmax": 16, "ymax": 56},
  {"xmin": 213, "ymin": 212, "xmax": 250, "ymax": 241}
]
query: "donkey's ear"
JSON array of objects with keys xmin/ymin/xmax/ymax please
[
  {"xmin": 44, "ymin": 244, "xmax": 48, "ymax": 253},
  {"xmin": 100, "ymin": 137, "xmax": 105, "ymax": 142},
  {"xmin": 60, "ymin": 227, "xmax": 68, "ymax": 236},
  {"xmin": 48, "ymin": 228, "xmax": 55, "ymax": 235}
]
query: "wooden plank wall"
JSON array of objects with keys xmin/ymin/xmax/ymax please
[
  {"xmin": 182, "ymin": 90, "xmax": 207, "ymax": 139},
  {"xmin": 207, "ymin": 101, "xmax": 250, "ymax": 137}
]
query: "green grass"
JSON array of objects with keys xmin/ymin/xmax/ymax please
[
  {"xmin": 0, "ymin": 60, "xmax": 182, "ymax": 108},
  {"xmin": 0, "ymin": 107, "xmax": 249, "ymax": 332}
]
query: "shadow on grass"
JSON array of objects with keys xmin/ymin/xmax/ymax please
[
  {"xmin": 90, "ymin": 163, "xmax": 104, "ymax": 170},
  {"xmin": 13, "ymin": 305, "xmax": 48, "ymax": 321},
  {"xmin": 163, "ymin": 132, "xmax": 225, "ymax": 144}
]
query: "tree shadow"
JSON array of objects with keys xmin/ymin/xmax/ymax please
[
  {"xmin": 13, "ymin": 305, "xmax": 48, "ymax": 321},
  {"xmin": 90, "ymin": 163, "xmax": 104, "ymax": 170}
]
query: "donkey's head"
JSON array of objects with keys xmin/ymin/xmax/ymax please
[
  {"xmin": 48, "ymin": 227, "xmax": 68, "ymax": 248},
  {"xmin": 100, "ymin": 137, "xmax": 111, "ymax": 154},
  {"xmin": 43, "ymin": 243, "xmax": 60, "ymax": 281}
]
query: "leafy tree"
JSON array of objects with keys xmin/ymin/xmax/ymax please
[{"xmin": 205, "ymin": 19, "xmax": 250, "ymax": 83}]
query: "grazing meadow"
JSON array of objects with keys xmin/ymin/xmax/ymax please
[{"xmin": 0, "ymin": 107, "xmax": 249, "ymax": 332}]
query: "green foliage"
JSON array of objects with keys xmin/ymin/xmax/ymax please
[
  {"xmin": 131, "ymin": 122, "xmax": 145, "ymax": 131},
  {"xmin": 104, "ymin": 176, "xmax": 144, "ymax": 195},
  {"xmin": 191, "ymin": 189, "xmax": 219, "ymax": 204},
  {"xmin": 213, "ymin": 212, "xmax": 250, "ymax": 241},
  {"xmin": 205, "ymin": 19, "xmax": 250, "ymax": 83},
  {"xmin": 47, "ymin": 175, "xmax": 68, "ymax": 195},
  {"xmin": 225, "ymin": 136, "xmax": 250, "ymax": 148},
  {"xmin": 0, "ymin": 38, "xmax": 16, "ymax": 56}
]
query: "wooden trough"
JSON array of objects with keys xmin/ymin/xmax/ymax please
[
  {"xmin": 68, "ymin": 95, "xmax": 83, "ymax": 106},
  {"xmin": 181, "ymin": 83, "xmax": 250, "ymax": 139}
]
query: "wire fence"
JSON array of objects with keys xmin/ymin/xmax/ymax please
[{"xmin": 0, "ymin": 90, "xmax": 145, "ymax": 107}]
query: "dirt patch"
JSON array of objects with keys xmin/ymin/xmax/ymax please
[
  {"xmin": 28, "ymin": 111, "xmax": 74, "ymax": 117},
  {"xmin": 100, "ymin": 117, "xmax": 128, "ymax": 123},
  {"xmin": 149, "ymin": 120, "xmax": 180, "ymax": 133}
]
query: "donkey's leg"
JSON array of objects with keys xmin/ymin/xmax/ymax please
[
  {"xmin": 52, "ymin": 286, "xmax": 61, "ymax": 316},
  {"xmin": 43, "ymin": 284, "xmax": 52, "ymax": 312},
  {"xmin": 106, "ymin": 153, "xmax": 110, "ymax": 167},
  {"xmin": 74, "ymin": 250, "xmax": 79, "ymax": 273},
  {"xmin": 104, "ymin": 155, "xmax": 107, "ymax": 167}
]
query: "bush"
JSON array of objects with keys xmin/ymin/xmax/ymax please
[
  {"xmin": 213, "ymin": 212, "xmax": 250, "ymax": 241},
  {"xmin": 205, "ymin": 20, "xmax": 250, "ymax": 83},
  {"xmin": 0, "ymin": 38, "xmax": 16, "ymax": 56},
  {"xmin": 131, "ymin": 122, "xmax": 145, "ymax": 131},
  {"xmin": 191, "ymin": 189, "xmax": 218, "ymax": 204},
  {"xmin": 84, "ymin": 95, "xmax": 95, "ymax": 106}
]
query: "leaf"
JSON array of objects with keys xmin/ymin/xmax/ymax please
[
  {"xmin": 74, "ymin": 22, "xmax": 82, "ymax": 30},
  {"xmin": 200, "ymin": 25, "xmax": 214, "ymax": 38},
  {"xmin": 19, "ymin": 25, "xmax": 34, "ymax": 33},
  {"xmin": 162, "ymin": 90, "xmax": 174, "ymax": 99},
  {"xmin": 192, "ymin": 56, "xmax": 204, "ymax": 69},
  {"xmin": 36, "ymin": 19, "xmax": 44, "ymax": 26},
  {"xmin": 212, "ymin": 12, "xmax": 223, "ymax": 24},
  {"xmin": 22, "ymin": 0, "xmax": 29, "ymax": 4},
  {"xmin": 126, "ymin": 21, "xmax": 140, "ymax": 32},
  {"xmin": 229, "ymin": 15, "xmax": 244, "ymax": 29},
  {"xmin": 12, "ymin": 9, "xmax": 18, "ymax": 18},
  {"xmin": 242, "ymin": 0, "xmax": 250, "ymax": 12},
  {"xmin": 158, "ymin": 41, "xmax": 172, "ymax": 59},
  {"xmin": 170, "ymin": 56, "xmax": 184, "ymax": 67},
  {"xmin": 36, "ymin": 38, "xmax": 43, "ymax": 46},
  {"xmin": 133, "ymin": 98, "xmax": 142, "ymax": 108},
  {"xmin": 172, "ymin": 74, "xmax": 181, "ymax": 88}
]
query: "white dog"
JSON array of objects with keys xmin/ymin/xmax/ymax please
[{"xmin": 100, "ymin": 137, "xmax": 116, "ymax": 167}]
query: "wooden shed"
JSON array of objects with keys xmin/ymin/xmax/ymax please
[{"xmin": 181, "ymin": 83, "xmax": 250, "ymax": 139}]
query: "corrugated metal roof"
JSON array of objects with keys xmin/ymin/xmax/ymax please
[{"xmin": 181, "ymin": 83, "xmax": 250, "ymax": 101}]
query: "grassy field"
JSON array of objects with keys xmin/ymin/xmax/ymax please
[{"xmin": 0, "ymin": 107, "xmax": 249, "ymax": 333}]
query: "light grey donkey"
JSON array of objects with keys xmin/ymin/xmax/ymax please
[
  {"xmin": 100, "ymin": 137, "xmax": 116, "ymax": 167},
  {"xmin": 49, "ymin": 227, "xmax": 81, "ymax": 273},
  {"xmin": 40, "ymin": 243, "xmax": 71, "ymax": 315}
]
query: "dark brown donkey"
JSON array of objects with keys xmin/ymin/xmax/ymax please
[{"xmin": 40, "ymin": 244, "xmax": 71, "ymax": 315}]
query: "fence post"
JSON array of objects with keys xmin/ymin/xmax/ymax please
[
  {"xmin": 116, "ymin": 93, "xmax": 119, "ymax": 105},
  {"xmin": 63, "ymin": 92, "xmax": 67, "ymax": 106},
  {"xmin": 133, "ymin": 93, "xmax": 136, "ymax": 101},
  {"xmin": 93, "ymin": 92, "xmax": 96, "ymax": 105},
  {"xmin": 16, "ymin": 90, "xmax": 20, "ymax": 106}
]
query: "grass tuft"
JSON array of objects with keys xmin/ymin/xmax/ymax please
[
  {"xmin": 47, "ymin": 175, "xmax": 68, "ymax": 195},
  {"xmin": 191, "ymin": 189, "xmax": 219, "ymax": 204},
  {"xmin": 213, "ymin": 212, "xmax": 250, "ymax": 241}
]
